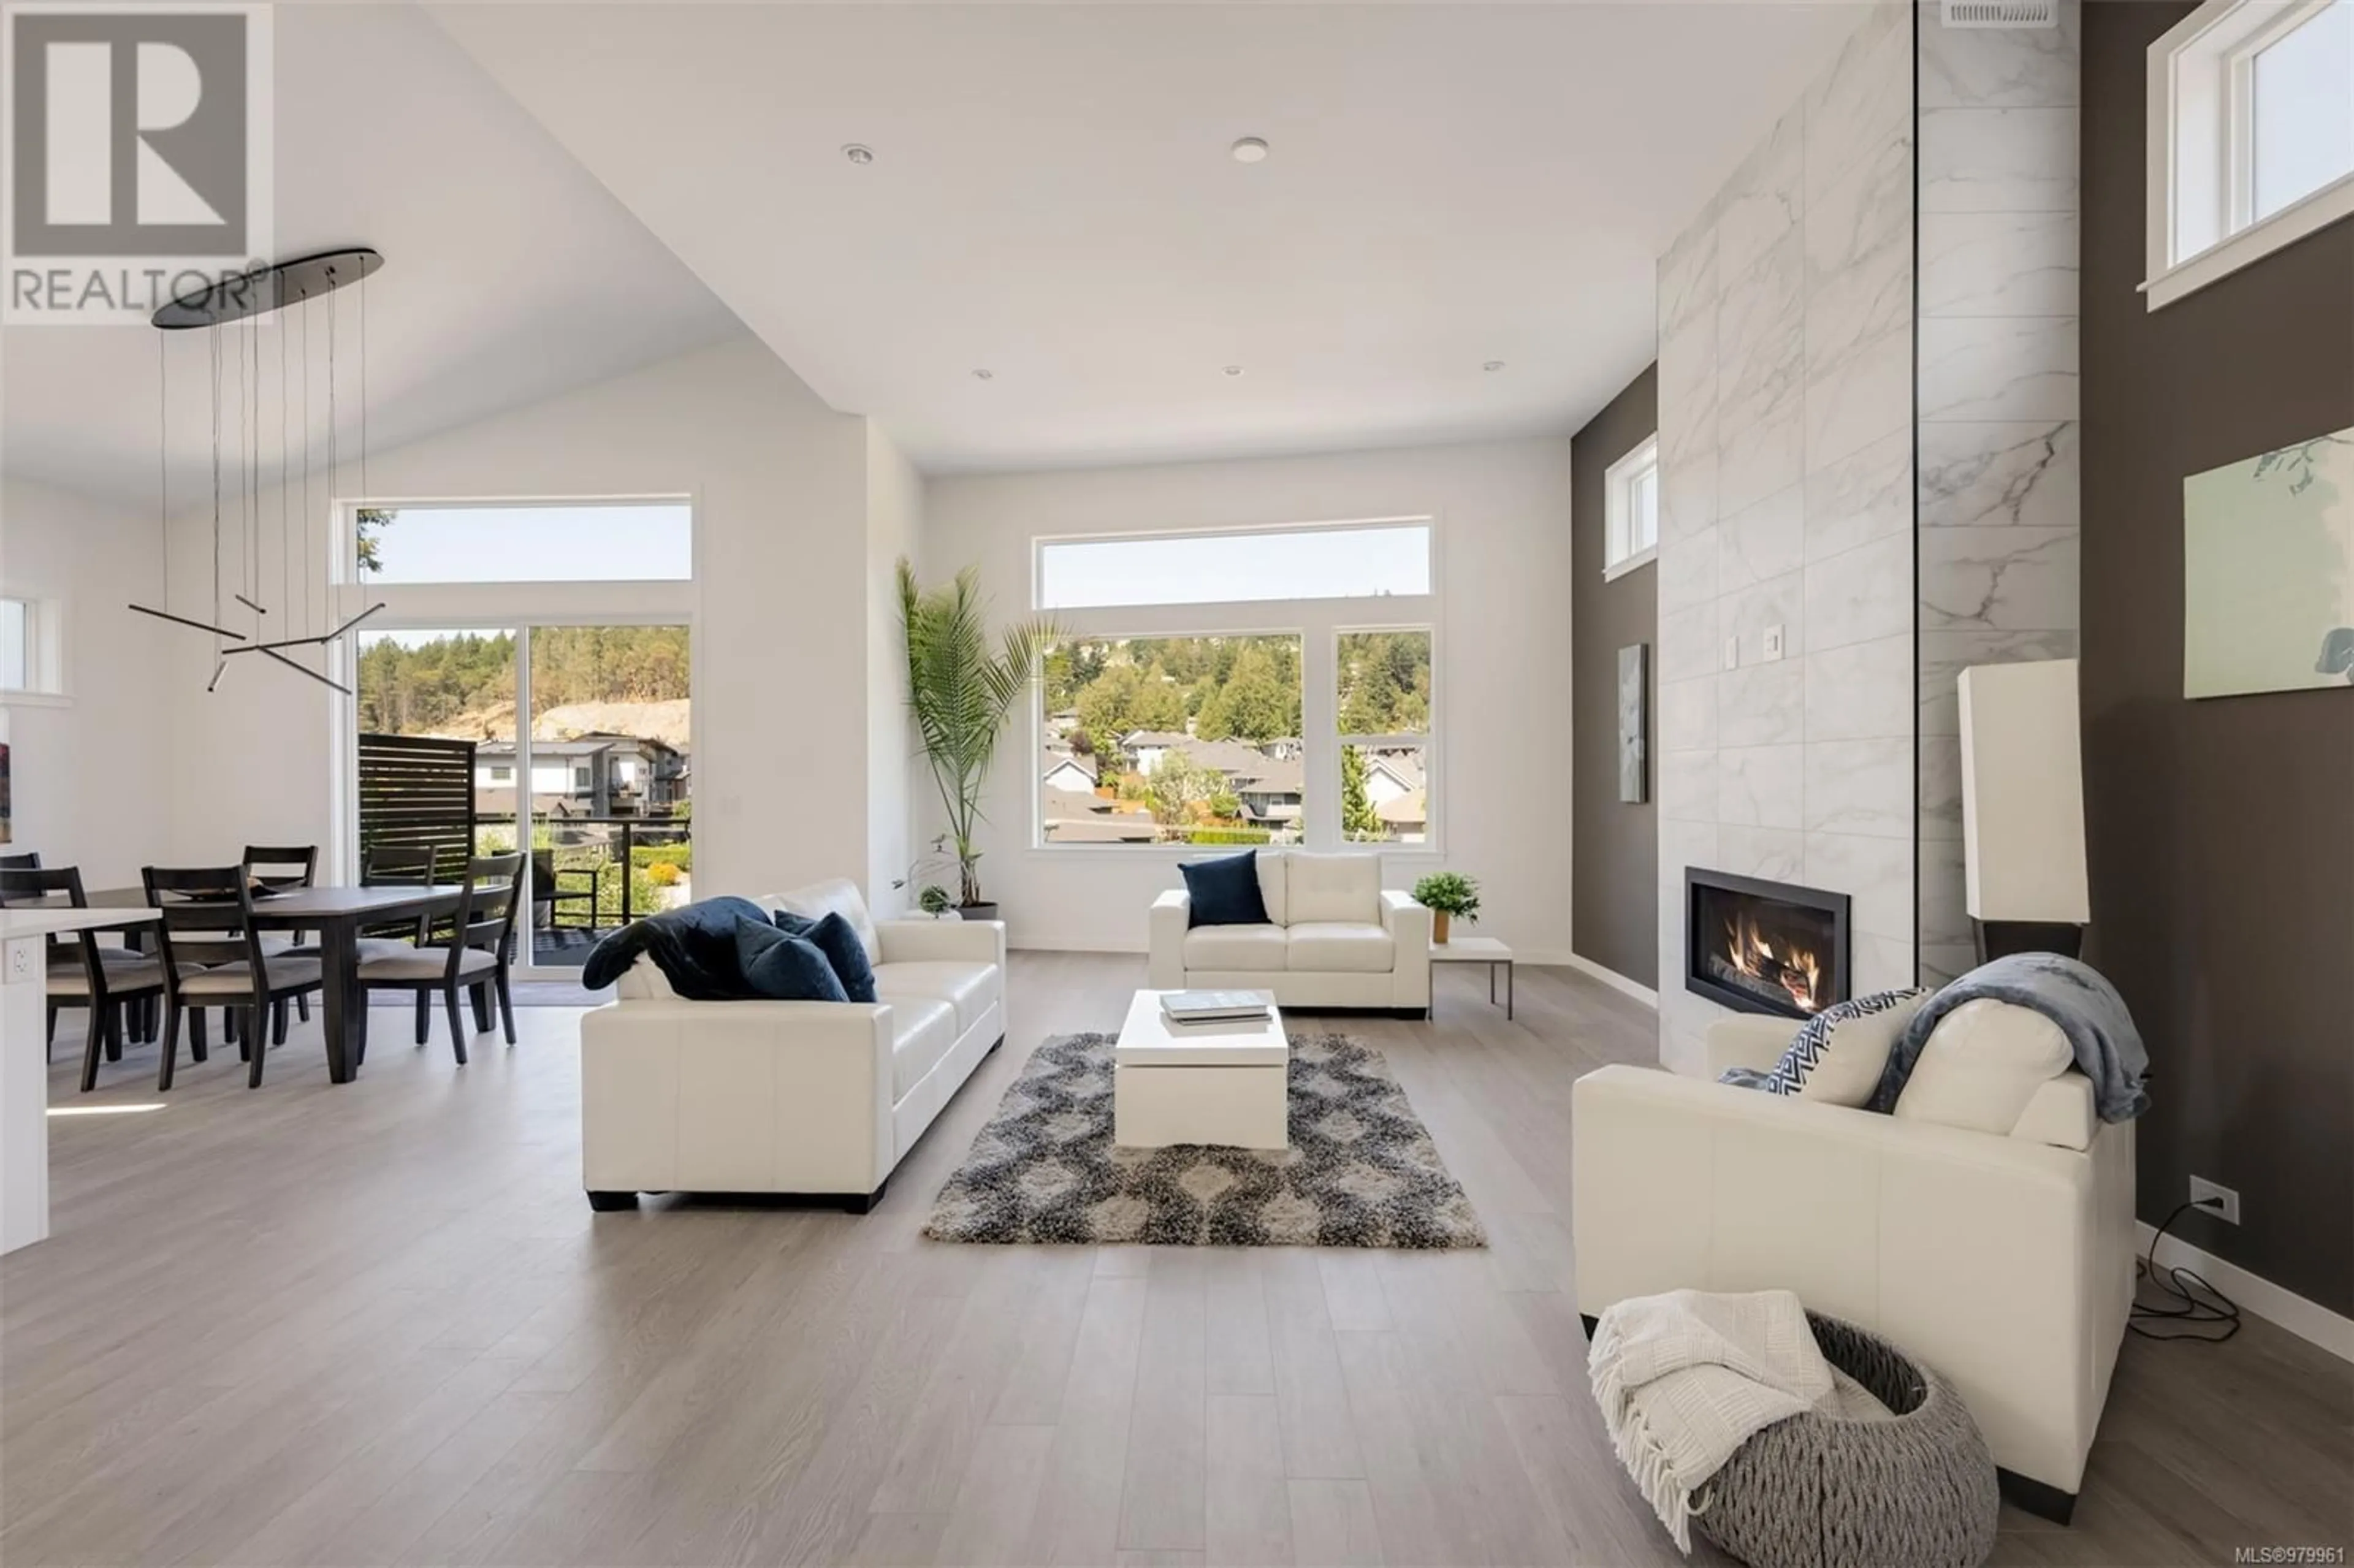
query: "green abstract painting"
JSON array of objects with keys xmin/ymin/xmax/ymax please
[{"xmin": 2184, "ymin": 427, "xmax": 2353, "ymax": 699}]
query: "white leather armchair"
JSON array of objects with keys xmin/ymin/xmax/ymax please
[
  {"xmin": 1570, "ymin": 1015, "xmax": 2135, "ymax": 1521},
  {"xmin": 580, "ymin": 881, "xmax": 1006, "ymax": 1213},
  {"xmin": 1146, "ymin": 851, "xmax": 1431, "ymax": 1014}
]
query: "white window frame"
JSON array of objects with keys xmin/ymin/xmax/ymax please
[
  {"xmin": 0, "ymin": 588, "xmax": 70, "ymax": 706},
  {"xmin": 1602, "ymin": 436, "xmax": 1660, "ymax": 581},
  {"xmin": 2147, "ymin": 0, "xmax": 2354, "ymax": 310},
  {"xmin": 327, "ymin": 494, "xmax": 697, "ymax": 959},
  {"xmin": 1030, "ymin": 517, "xmax": 1441, "ymax": 859}
]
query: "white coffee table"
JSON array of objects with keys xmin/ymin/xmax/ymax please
[{"xmin": 1113, "ymin": 989, "xmax": 1290, "ymax": 1149}]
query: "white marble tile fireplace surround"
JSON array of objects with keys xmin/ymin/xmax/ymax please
[
  {"xmin": 1653, "ymin": 1, "xmax": 2081, "ymax": 1074},
  {"xmin": 1655, "ymin": 2, "xmax": 1918, "ymax": 1075}
]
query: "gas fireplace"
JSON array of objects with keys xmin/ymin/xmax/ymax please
[{"xmin": 1684, "ymin": 869, "xmax": 1851, "ymax": 1019}]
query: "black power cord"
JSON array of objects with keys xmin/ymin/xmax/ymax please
[{"xmin": 2128, "ymin": 1198, "xmax": 2242, "ymax": 1342}]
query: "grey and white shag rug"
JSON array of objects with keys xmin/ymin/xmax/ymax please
[{"xmin": 923, "ymin": 1030, "xmax": 1486, "ymax": 1249}]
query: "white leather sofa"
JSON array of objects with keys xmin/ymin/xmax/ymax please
[
  {"xmin": 1147, "ymin": 851, "xmax": 1431, "ymax": 1015},
  {"xmin": 579, "ymin": 880, "xmax": 1005, "ymax": 1213},
  {"xmin": 1570, "ymin": 1014, "xmax": 2135, "ymax": 1522}
]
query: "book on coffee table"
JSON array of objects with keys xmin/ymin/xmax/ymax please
[{"xmin": 1159, "ymin": 989, "xmax": 1271, "ymax": 1024}]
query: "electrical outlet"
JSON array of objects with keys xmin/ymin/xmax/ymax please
[
  {"xmin": 4, "ymin": 938, "xmax": 37, "ymax": 984},
  {"xmin": 2189, "ymin": 1176, "xmax": 2241, "ymax": 1225},
  {"xmin": 1723, "ymin": 636, "xmax": 1740, "ymax": 671},
  {"xmin": 1762, "ymin": 624, "xmax": 1786, "ymax": 661}
]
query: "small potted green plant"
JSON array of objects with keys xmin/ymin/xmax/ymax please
[
  {"xmin": 1412, "ymin": 870, "xmax": 1481, "ymax": 945},
  {"xmin": 918, "ymin": 885, "xmax": 956, "ymax": 918}
]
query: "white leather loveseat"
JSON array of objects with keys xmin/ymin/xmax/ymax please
[
  {"xmin": 1570, "ymin": 1014, "xmax": 2136, "ymax": 1521},
  {"xmin": 1148, "ymin": 851, "xmax": 1431, "ymax": 1015},
  {"xmin": 579, "ymin": 880, "xmax": 1005, "ymax": 1213}
]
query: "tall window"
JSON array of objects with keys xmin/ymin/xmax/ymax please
[
  {"xmin": 1337, "ymin": 631, "xmax": 1433, "ymax": 843},
  {"xmin": 1604, "ymin": 436, "xmax": 1660, "ymax": 580},
  {"xmin": 341, "ymin": 496, "xmax": 695, "ymax": 973},
  {"xmin": 1034, "ymin": 520, "xmax": 1437, "ymax": 852},
  {"xmin": 2149, "ymin": 0, "xmax": 2354, "ymax": 308},
  {"xmin": 0, "ymin": 598, "xmax": 31, "ymax": 691},
  {"xmin": 0, "ymin": 593, "xmax": 63, "ymax": 698}
]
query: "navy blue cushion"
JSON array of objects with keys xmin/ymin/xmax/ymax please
[
  {"xmin": 582, "ymin": 895, "xmax": 775, "ymax": 997},
  {"xmin": 734, "ymin": 918, "xmax": 850, "ymax": 1002},
  {"xmin": 774, "ymin": 909, "xmax": 878, "ymax": 1003},
  {"xmin": 1180, "ymin": 850, "xmax": 1269, "ymax": 927}
]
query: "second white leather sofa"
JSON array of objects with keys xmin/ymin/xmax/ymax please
[
  {"xmin": 1147, "ymin": 850, "xmax": 1431, "ymax": 1014},
  {"xmin": 579, "ymin": 879, "xmax": 1005, "ymax": 1212}
]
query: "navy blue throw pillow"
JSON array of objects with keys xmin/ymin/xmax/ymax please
[
  {"xmin": 1181, "ymin": 850, "xmax": 1269, "ymax": 927},
  {"xmin": 775, "ymin": 908, "xmax": 878, "ymax": 1003},
  {"xmin": 734, "ymin": 917, "xmax": 850, "ymax": 1002}
]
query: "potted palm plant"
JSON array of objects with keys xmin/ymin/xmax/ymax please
[
  {"xmin": 1411, "ymin": 870, "xmax": 1481, "ymax": 945},
  {"xmin": 898, "ymin": 560, "xmax": 1057, "ymax": 921}
]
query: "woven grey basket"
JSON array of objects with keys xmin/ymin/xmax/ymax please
[{"xmin": 1694, "ymin": 1312, "xmax": 1999, "ymax": 1568}]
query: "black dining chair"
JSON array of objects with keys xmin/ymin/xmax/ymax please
[
  {"xmin": 242, "ymin": 844, "xmax": 323, "ymax": 1040},
  {"xmin": 0, "ymin": 852, "xmax": 40, "ymax": 870},
  {"xmin": 0, "ymin": 866, "xmax": 166, "ymax": 1087},
  {"xmin": 354, "ymin": 853, "xmax": 525, "ymax": 1064},
  {"xmin": 143, "ymin": 866, "xmax": 326, "ymax": 1090}
]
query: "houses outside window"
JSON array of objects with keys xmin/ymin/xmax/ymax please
[
  {"xmin": 1034, "ymin": 519, "xmax": 1436, "ymax": 853},
  {"xmin": 1603, "ymin": 436, "xmax": 1660, "ymax": 580},
  {"xmin": 1337, "ymin": 630, "xmax": 1433, "ymax": 844},
  {"xmin": 2147, "ymin": 0, "xmax": 2354, "ymax": 308}
]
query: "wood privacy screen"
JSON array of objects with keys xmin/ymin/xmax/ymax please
[{"xmin": 356, "ymin": 733, "xmax": 477, "ymax": 880}]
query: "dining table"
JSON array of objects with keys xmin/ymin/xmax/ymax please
[{"xmin": 64, "ymin": 884, "xmax": 473, "ymax": 1085}]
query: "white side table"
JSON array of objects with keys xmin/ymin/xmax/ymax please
[{"xmin": 1430, "ymin": 936, "xmax": 1514, "ymax": 1019}]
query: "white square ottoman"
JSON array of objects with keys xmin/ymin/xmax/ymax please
[{"xmin": 1112, "ymin": 989, "xmax": 1290, "ymax": 1149}]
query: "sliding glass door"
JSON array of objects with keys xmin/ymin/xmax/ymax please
[
  {"xmin": 349, "ymin": 619, "xmax": 691, "ymax": 976},
  {"xmin": 525, "ymin": 624, "xmax": 692, "ymax": 969}
]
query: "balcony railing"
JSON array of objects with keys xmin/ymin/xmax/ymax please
[{"xmin": 469, "ymin": 812, "xmax": 692, "ymax": 966}]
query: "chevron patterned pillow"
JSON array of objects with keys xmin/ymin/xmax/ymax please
[{"xmin": 1722, "ymin": 988, "xmax": 1930, "ymax": 1108}]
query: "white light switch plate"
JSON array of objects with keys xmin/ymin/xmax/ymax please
[
  {"xmin": 1722, "ymin": 636, "xmax": 1739, "ymax": 671},
  {"xmin": 1763, "ymin": 624, "xmax": 1785, "ymax": 661}
]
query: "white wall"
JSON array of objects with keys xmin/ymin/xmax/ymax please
[
  {"xmin": 1653, "ymin": 2, "xmax": 1918, "ymax": 1073},
  {"xmin": 0, "ymin": 478, "xmax": 177, "ymax": 889},
  {"xmin": 864, "ymin": 424, "xmax": 924, "ymax": 917},
  {"xmin": 923, "ymin": 436, "xmax": 1575, "ymax": 959},
  {"xmin": 151, "ymin": 337, "xmax": 900, "ymax": 904}
]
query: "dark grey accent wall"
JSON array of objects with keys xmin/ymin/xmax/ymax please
[
  {"xmin": 2082, "ymin": 1, "xmax": 2354, "ymax": 1314},
  {"xmin": 1571, "ymin": 365, "xmax": 1660, "ymax": 988}
]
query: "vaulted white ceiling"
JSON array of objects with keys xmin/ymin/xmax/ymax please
[
  {"xmin": 5, "ymin": 2, "xmax": 1874, "ymax": 508},
  {"xmin": 428, "ymin": 1, "xmax": 1872, "ymax": 473},
  {"xmin": 1, "ymin": 2, "xmax": 745, "ymax": 509}
]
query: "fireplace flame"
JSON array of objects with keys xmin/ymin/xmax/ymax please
[{"xmin": 1723, "ymin": 910, "xmax": 1826, "ymax": 1013}]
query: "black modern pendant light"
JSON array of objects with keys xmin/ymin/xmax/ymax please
[{"xmin": 132, "ymin": 248, "xmax": 387, "ymax": 695}]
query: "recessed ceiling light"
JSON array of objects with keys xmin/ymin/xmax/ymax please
[
  {"xmin": 1230, "ymin": 137, "xmax": 1270, "ymax": 164},
  {"xmin": 972, "ymin": 368, "xmax": 994, "ymax": 380},
  {"xmin": 842, "ymin": 143, "xmax": 875, "ymax": 165},
  {"xmin": 1484, "ymin": 360, "xmax": 1507, "ymax": 372},
  {"xmin": 1223, "ymin": 365, "xmax": 1245, "ymax": 376}
]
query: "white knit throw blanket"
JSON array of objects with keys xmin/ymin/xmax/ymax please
[{"xmin": 1588, "ymin": 1289, "xmax": 1834, "ymax": 1552}]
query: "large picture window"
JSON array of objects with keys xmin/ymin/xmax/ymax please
[
  {"xmin": 1034, "ymin": 519, "xmax": 1438, "ymax": 853},
  {"xmin": 1041, "ymin": 635, "xmax": 1305, "ymax": 845},
  {"xmin": 2147, "ymin": 0, "xmax": 2354, "ymax": 308}
]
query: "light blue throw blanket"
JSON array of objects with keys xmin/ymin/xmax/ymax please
[{"xmin": 1868, "ymin": 953, "xmax": 2150, "ymax": 1122}]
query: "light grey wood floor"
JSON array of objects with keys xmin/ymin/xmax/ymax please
[{"xmin": 4, "ymin": 952, "xmax": 2347, "ymax": 1566}]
